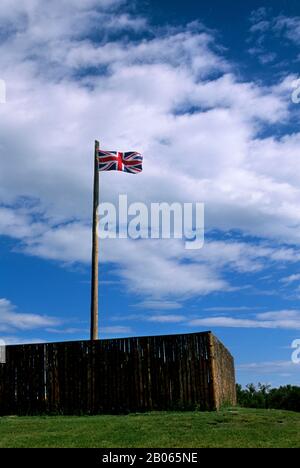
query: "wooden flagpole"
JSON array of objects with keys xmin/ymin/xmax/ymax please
[{"xmin": 90, "ymin": 140, "xmax": 99, "ymax": 340}]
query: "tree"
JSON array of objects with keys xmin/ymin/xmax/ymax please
[{"xmin": 236, "ymin": 383, "xmax": 300, "ymax": 412}]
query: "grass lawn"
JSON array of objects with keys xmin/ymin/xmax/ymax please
[{"xmin": 0, "ymin": 407, "xmax": 299, "ymax": 448}]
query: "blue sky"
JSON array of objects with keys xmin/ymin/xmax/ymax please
[{"xmin": 0, "ymin": 0, "xmax": 300, "ymax": 387}]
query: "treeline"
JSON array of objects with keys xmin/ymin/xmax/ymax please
[{"xmin": 236, "ymin": 384, "xmax": 300, "ymax": 412}]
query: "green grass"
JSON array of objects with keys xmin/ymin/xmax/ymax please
[{"xmin": 0, "ymin": 408, "xmax": 299, "ymax": 448}]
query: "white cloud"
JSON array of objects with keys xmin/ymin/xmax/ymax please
[
  {"xmin": 101, "ymin": 326, "xmax": 133, "ymax": 335},
  {"xmin": 237, "ymin": 360, "xmax": 299, "ymax": 375},
  {"xmin": 0, "ymin": 206, "xmax": 45, "ymax": 239},
  {"xmin": 236, "ymin": 358, "xmax": 300, "ymax": 386},
  {"xmin": 250, "ymin": 7, "xmax": 269, "ymax": 24},
  {"xmin": 250, "ymin": 21, "xmax": 270, "ymax": 34},
  {"xmin": 109, "ymin": 307, "xmax": 300, "ymax": 331},
  {"xmin": 64, "ymin": 29, "xmax": 228, "ymax": 76},
  {"xmin": 249, "ymin": 10, "xmax": 300, "ymax": 61},
  {"xmin": 204, "ymin": 306, "xmax": 255, "ymax": 312},
  {"xmin": 23, "ymin": 222, "xmax": 91, "ymax": 263},
  {"xmin": 108, "ymin": 307, "xmax": 300, "ymax": 332},
  {"xmin": 188, "ymin": 309, "xmax": 300, "ymax": 330},
  {"xmin": 274, "ymin": 16, "xmax": 300, "ymax": 45},
  {"xmin": 133, "ymin": 300, "xmax": 183, "ymax": 310},
  {"xmin": 147, "ymin": 314, "xmax": 186, "ymax": 323},
  {"xmin": 45, "ymin": 327, "xmax": 88, "ymax": 334},
  {"xmin": 0, "ymin": 336, "xmax": 46, "ymax": 345},
  {"xmin": 281, "ymin": 274, "xmax": 300, "ymax": 284},
  {"xmin": 0, "ymin": 298, "xmax": 61, "ymax": 331}
]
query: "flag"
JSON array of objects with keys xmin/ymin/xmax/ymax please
[{"xmin": 97, "ymin": 150, "xmax": 143, "ymax": 174}]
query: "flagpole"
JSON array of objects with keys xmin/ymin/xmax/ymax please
[{"xmin": 90, "ymin": 140, "xmax": 99, "ymax": 340}]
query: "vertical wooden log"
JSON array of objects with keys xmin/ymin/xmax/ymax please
[
  {"xmin": 208, "ymin": 331, "xmax": 219, "ymax": 410},
  {"xmin": 90, "ymin": 140, "xmax": 100, "ymax": 340}
]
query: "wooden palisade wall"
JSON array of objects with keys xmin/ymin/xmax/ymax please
[{"xmin": 0, "ymin": 331, "xmax": 236, "ymax": 415}]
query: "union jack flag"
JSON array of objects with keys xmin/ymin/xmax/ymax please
[{"xmin": 97, "ymin": 150, "xmax": 143, "ymax": 174}]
